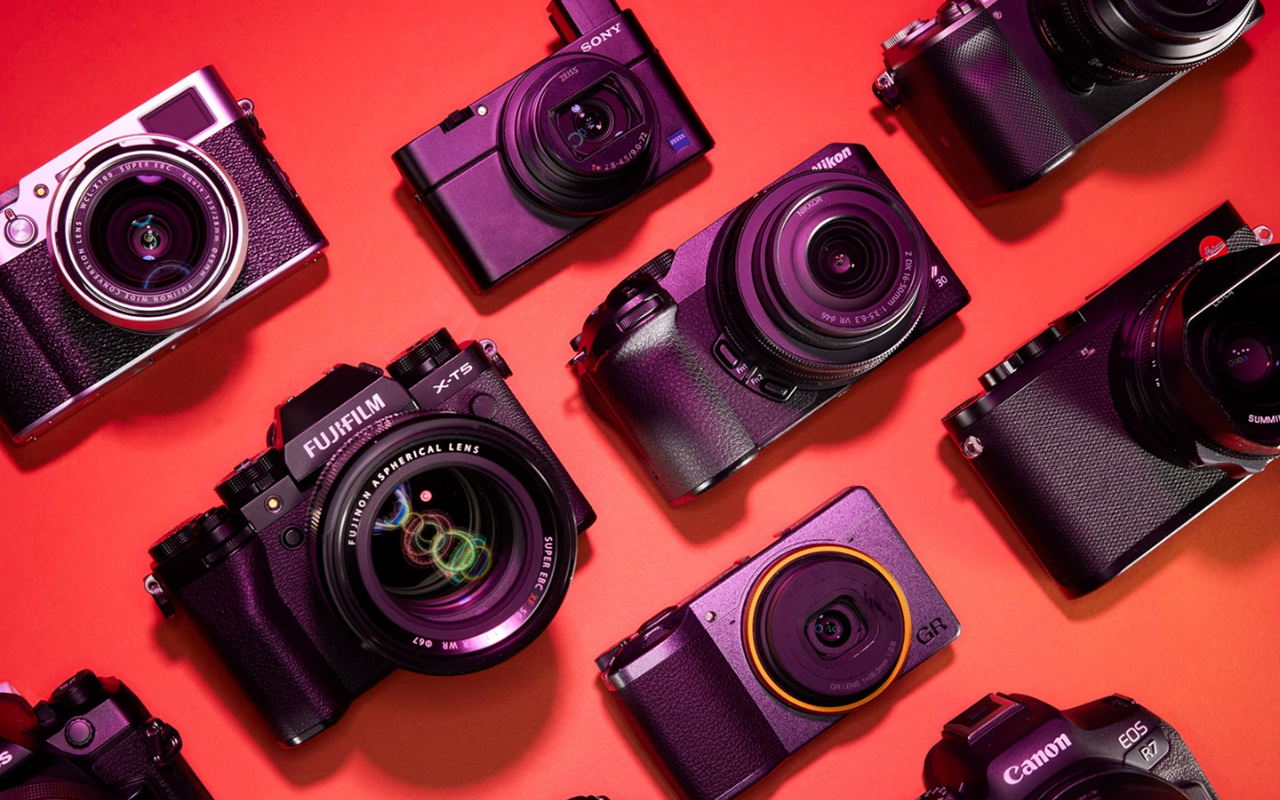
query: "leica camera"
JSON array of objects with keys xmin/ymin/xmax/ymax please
[
  {"xmin": 873, "ymin": 0, "xmax": 1264, "ymax": 205},
  {"xmin": 394, "ymin": 0, "xmax": 713, "ymax": 291},
  {"xmin": 915, "ymin": 693, "xmax": 1218, "ymax": 799},
  {"xmin": 597, "ymin": 487, "xmax": 959, "ymax": 800},
  {"xmin": 0, "ymin": 671, "xmax": 213, "ymax": 799},
  {"xmin": 145, "ymin": 329, "xmax": 594, "ymax": 746},
  {"xmin": 0, "ymin": 66, "xmax": 327, "ymax": 442},
  {"xmin": 944, "ymin": 203, "xmax": 1279, "ymax": 594},
  {"xmin": 570, "ymin": 144, "xmax": 969, "ymax": 504}
]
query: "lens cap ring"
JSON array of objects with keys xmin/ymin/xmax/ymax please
[
  {"xmin": 743, "ymin": 544, "xmax": 910, "ymax": 715},
  {"xmin": 48, "ymin": 134, "xmax": 247, "ymax": 334},
  {"xmin": 501, "ymin": 54, "xmax": 658, "ymax": 215},
  {"xmin": 312, "ymin": 412, "xmax": 578, "ymax": 674}
]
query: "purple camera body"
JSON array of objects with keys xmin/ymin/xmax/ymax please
[
  {"xmin": 571, "ymin": 144, "xmax": 969, "ymax": 504},
  {"xmin": 0, "ymin": 66, "xmax": 327, "ymax": 442},
  {"xmin": 597, "ymin": 487, "xmax": 959, "ymax": 800},
  {"xmin": 394, "ymin": 0, "xmax": 713, "ymax": 291},
  {"xmin": 873, "ymin": 0, "xmax": 1263, "ymax": 205}
]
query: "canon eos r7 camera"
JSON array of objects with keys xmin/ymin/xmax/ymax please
[
  {"xmin": 0, "ymin": 66, "xmax": 327, "ymax": 442},
  {"xmin": 944, "ymin": 203, "xmax": 1279, "ymax": 594},
  {"xmin": 873, "ymin": 0, "xmax": 1263, "ymax": 205},
  {"xmin": 598, "ymin": 487, "xmax": 959, "ymax": 800},
  {"xmin": 394, "ymin": 0, "xmax": 713, "ymax": 291},
  {"xmin": 0, "ymin": 671, "xmax": 213, "ymax": 800},
  {"xmin": 916, "ymin": 693, "xmax": 1218, "ymax": 800},
  {"xmin": 144, "ymin": 329, "xmax": 594, "ymax": 747},
  {"xmin": 570, "ymin": 144, "xmax": 969, "ymax": 504}
]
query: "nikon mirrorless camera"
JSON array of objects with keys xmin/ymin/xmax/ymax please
[
  {"xmin": 0, "ymin": 671, "xmax": 213, "ymax": 800},
  {"xmin": 915, "ymin": 693, "xmax": 1218, "ymax": 800},
  {"xmin": 597, "ymin": 487, "xmax": 959, "ymax": 800},
  {"xmin": 873, "ymin": 0, "xmax": 1264, "ymax": 205},
  {"xmin": 394, "ymin": 0, "xmax": 713, "ymax": 291},
  {"xmin": 144, "ymin": 329, "xmax": 594, "ymax": 747},
  {"xmin": 570, "ymin": 144, "xmax": 969, "ymax": 504},
  {"xmin": 0, "ymin": 66, "xmax": 327, "ymax": 442},
  {"xmin": 944, "ymin": 203, "xmax": 1279, "ymax": 594}
]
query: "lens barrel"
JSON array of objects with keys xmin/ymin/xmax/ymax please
[{"xmin": 1033, "ymin": 0, "xmax": 1257, "ymax": 84}]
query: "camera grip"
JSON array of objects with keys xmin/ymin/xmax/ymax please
[
  {"xmin": 172, "ymin": 536, "xmax": 354, "ymax": 746},
  {"xmin": 88, "ymin": 727, "xmax": 213, "ymax": 800},
  {"xmin": 585, "ymin": 302, "xmax": 756, "ymax": 504},
  {"xmin": 896, "ymin": 9, "xmax": 1074, "ymax": 203}
]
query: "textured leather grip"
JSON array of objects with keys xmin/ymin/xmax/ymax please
[{"xmin": 88, "ymin": 726, "xmax": 214, "ymax": 800}]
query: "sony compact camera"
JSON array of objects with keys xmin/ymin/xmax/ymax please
[
  {"xmin": 915, "ymin": 692, "xmax": 1218, "ymax": 800},
  {"xmin": 394, "ymin": 0, "xmax": 713, "ymax": 291},
  {"xmin": 944, "ymin": 203, "xmax": 1279, "ymax": 595},
  {"xmin": 0, "ymin": 66, "xmax": 327, "ymax": 442},
  {"xmin": 597, "ymin": 487, "xmax": 959, "ymax": 800},
  {"xmin": 570, "ymin": 144, "xmax": 969, "ymax": 504},
  {"xmin": 0, "ymin": 670, "xmax": 212, "ymax": 800},
  {"xmin": 873, "ymin": 0, "xmax": 1263, "ymax": 205},
  {"xmin": 144, "ymin": 329, "xmax": 594, "ymax": 747}
]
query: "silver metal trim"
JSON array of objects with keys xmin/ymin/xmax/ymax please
[{"xmin": 12, "ymin": 239, "xmax": 327, "ymax": 443}]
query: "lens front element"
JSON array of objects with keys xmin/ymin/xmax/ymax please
[{"xmin": 744, "ymin": 544, "xmax": 910, "ymax": 714}]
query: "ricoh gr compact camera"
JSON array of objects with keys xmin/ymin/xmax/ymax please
[
  {"xmin": 394, "ymin": 0, "xmax": 713, "ymax": 291},
  {"xmin": 873, "ymin": 0, "xmax": 1263, "ymax": 205},
  {"xmin": 597, "ymin": 487, "xmax": 959, "ymax": 800},
  {"xmin": 0, "ymin": 66, "xmax": 327, "ymax": 442},
  {"xmin": 571, "ymin": 144, "xmax": 969, "ymax": 504},
  {"xmin": 944, "ymin": 203, "xmax": 1278, "ymax": 594},
  {"xmin": 145, "ymin": 329, "xmax": 594, "ymax": 746},
  {"xmin": 0, "ymin": 671, "xmax": 213, "ymax": 800},
  {"xmin": 915, "ymin": 693, "xmax": 1218, "ymax": 800}
]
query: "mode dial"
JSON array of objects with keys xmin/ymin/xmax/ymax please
[
  {"xmin": 388, "ymin": 328, "xmax": 461, "ymax": 385},
  {"xmin": 216, "ymin": 450, "xmax": 288, "ymax": 509}
]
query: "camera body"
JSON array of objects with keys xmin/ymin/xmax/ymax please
[
  {"xmin": 571, "ymin": 144, "xmax": 969, "ymax": 504},
  {"xmin": 146, "ymin": 329, "xmax": 594, "ymax": 747},
  {"xmin": 394, "ymin": 0, "xmax": 713, "ymax": 291},
  {"xmin": 0, "ymin": 66, "xmax": 327, "ymax": 442},
  {"xmin": 598, "ymin": 487, "xmax": 959, "ymax": 800},
  {"xmin": 916, "ymin": 693, "xmax": 1217, "ymax": 799},
  {"xmin": 873, "ymin": 0, "xmax": 1264, "ymax": 205},
  {"xmin": 0, "ymin": 671, "xmax": 212, "ymax": 800},
  {"xmin": 943, "ymin": 203, "xmax": 1279, "ymax": 595}
]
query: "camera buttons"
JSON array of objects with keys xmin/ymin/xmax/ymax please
[
  {"xmin": 65, "ymin": 717, "xmax": 95, "ymax": 748},
  {"xmin": 3, "ymin": 208, "xmax": 36, "ymax": 247}
]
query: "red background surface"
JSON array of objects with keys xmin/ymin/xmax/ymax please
[{"xmin": 2, "ymin": 1, "xmax": 1278, "ymax": 798}]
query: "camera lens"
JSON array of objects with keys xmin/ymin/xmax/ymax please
[
  {"xmin": 315, "ymin": 414, "xmax": 578, "ymax": 674},
  {"xmin": 744, "ymin": 545, "xmax": 909, "ymax": 714},
  {"xmin": 713, "ymin": 169, "xmax": 930, "ymax": 387},
  {"xmin": 1118, "ymin": 247, "xmax": 1280, "ymax": 469},
  {"xmin": 1042, "ymin": 768, "xmax": 1193, "ymax": 799},
  {"xmin": 51, "ymin": 136, "xmax": 247, "ymax": 333},
  {"xmin": 503, "ymin": 55, "xmax": 657, "ymax": 215},
  {"xmin": 1032, "ymin": 0, "xmax": 1257, "ymax": 84}
]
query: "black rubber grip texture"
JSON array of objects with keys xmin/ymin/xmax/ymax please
[
  {"xmin": 0, "ymin": 783, "xmax": 115, "ymax": 800},
  {"xmin": 901, "ymin": 9, "xmax": 1074, "ymax": 201},
  {"xmin": 170, "ymin": 533, "xmax": 354, "ymax": 745},
  {"xmin": 1156, "ymin": 721, "xmax": 1219, "ymax": 799},
  {"xmin": 613, "ymin": 621, "xmax": 786, "ymax": 800},
  {"xmin": 585, "ymin": 298, "xmax": 755, "ymax": 503},
  {"xmin": 87, "ymin": 726, "xmax": 213, "ymax": 800},
  {"xmin": 0, "ymin": 115, "xmax": 325, "ymax": 438}
]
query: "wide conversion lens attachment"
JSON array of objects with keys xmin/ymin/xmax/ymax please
[
  {"xmin": 312, "ymin": 413, "xmax": 578, "ymax": 674},
  {"xmin": 1032, "ymin": 0, "xmax": 1257, "ymax": 84},
  {"xmin": 1117, "ymin": 245, "xmax": 1280, "ymax": 474},
  {"xmin": 49, "ymin": 135, "xmax": 247, "ymax": 333},
  {"xmin": 502, "ymin": 54, "xmax": 657, "ymax": 215},
  {"xmin": 712, "ymin": 170, "xmax": 930, "ymax": 387},
  {"xmin": 743, "ymin": 544, "xmax": 910, "ymax": 714}
]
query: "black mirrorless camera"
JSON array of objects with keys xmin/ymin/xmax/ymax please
[
  {"xmin": 944, "ymin": 203, "xmax": 1279, "ymax": 594},
  {"xmin": 0, "ymin": 66, "xmax": 326, "ymax": 442},
  {"xmin": 394, "ymin": 0, "xmax": 713, "ymax": 291},
  {"xmin": 873, "ymin": 0, "xmax": 1263, "ymax": 205},
  {"xmin": 916, "ymin": 693, "xmax": 1218, "ymax": 800},
  {"xmin": 0, "ymin": 671, "xmax": 212, "ymax": 800},
  {"xmin": 571, "ymin": 144, "xmax": 969, "ymax": 504},
  {"xmin": 598, "ymin": 487, "xmax": 959, "ymax": 800},
  {"xmin": 144, "ymin": 329, "xmax": 595, "ymax": 747}
]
